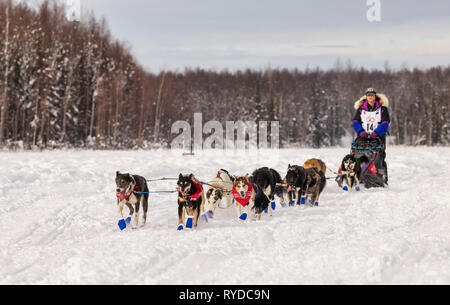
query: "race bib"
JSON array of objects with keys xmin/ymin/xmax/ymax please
[{"xmin": 361, "ymin": 110, "xmax": 381, "ymax": 134}]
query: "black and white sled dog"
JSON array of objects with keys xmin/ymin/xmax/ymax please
[
  {"xmin": 115, "ymin": 172, "xmax": 149, "ymax": 230},
  {"xmin": 205, "ymin": 169, "xmax": 234, "ymax": 218},
  {"xmin": 270, "ymin": 168, "xmax": 288, "ymax": 206},
  {"xmin": 304, "ymin": 168, "xmax": 327, "ymax": 207},
  {"xmin": 250, "ymin": 167, "xmax": 283, "ymax": 215},
  {"xmin": 232, "ymin": 174, "xmax": 270, "ymax": 221},
  {"xmin": 337, "ymin": 154, "xmax": 363, "ymax": 192},
  {"xmin": 285, "ymin": 165, "xmax": 307, "ymax": 206},
  {"xmin": 177, "ymin": 174, "xmax": 207, "ymax": 231}
]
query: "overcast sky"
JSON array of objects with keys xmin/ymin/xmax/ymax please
[{"xmin": 76, "ymin": 0, "xmax": 450, "ymax": 72}]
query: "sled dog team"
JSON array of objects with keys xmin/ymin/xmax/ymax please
[{"xmin": 116, "ymin": 158, "xmax": 334, "ymax": 231}]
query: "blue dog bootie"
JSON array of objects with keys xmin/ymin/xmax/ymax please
[
  {"xmin": 118, "ymin": 219, "xmax": 127, "ymax": 231},
  {"xmin": 201, "ymin": 213, "xmax": 209, "ymax": 223},
  {"xmin": 271, "ymin": 201, "xmax": 276, "ymax": 211},
  {"xmin": 314, "ymin": 202, "xmax": 319, "ymax": 207},
  {"xmin": 177, "ymin": 224, "xmax": 184, "ymax": 231},
  {"xmin": 355, "ymin": 186, "xmax": 361, "ymax": 192},
  {"xmin": 125, "ymin": 217, "xmax": 132, "ymax": 225},
  {"xmin": 290, "ymin": 200, "xmax": 295, "ymax": 207},
  {"xmin": 343, "ymin": 186, "xmax": 349, "ymax": 192},
  {"xmin": 264, "ymin": 207, "xmax": 268, "ymax": 214},
  {"xmin": 280, "ymin": 202, "xmax": 287, "ymax": 208},
  {"xmin": 300, "ymin": 197, "xmax": 306, "ymax": 205},
  {"xmin": 239, "ymin": 213, "xmax": 248, "ymax": 221},
  {"xmin": 186, "ymin": 216, "xmax": 194, "ymax": 229}
]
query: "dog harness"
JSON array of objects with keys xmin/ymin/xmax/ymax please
[
  {"xmin": 232, "ymin": 183, "xmax": 253, "ymax": 207},
  {"xmin": 116, "ymin": 186, "xmax": 139, "ymax": 201},
  {"xmin": 178, "ymin": 180, "xmax": 204, "ymax": 208},
  {"xmin": 188, "ymin": 180, "xmax": 204, "ymax": 199}
]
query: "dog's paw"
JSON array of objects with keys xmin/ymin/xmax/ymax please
[
  {"xmin": 280, "ymin": 202, "xmax": 287, "ymax": 208},
  {"xmin": 125, "ymin": 217, "xmax": 132, "ymax": 225},
  {"xmin": 271, "ymin": 201, "xmax": 276, "ymax": 211},
  {"xmin": 201, "ymin": 213, "xmax": 209, "ymax": 223},
  {"xmin": 131, "ymin": 226, "xmax": 137, "ymax": 230},
  {"xmin": 355, "ymin": 186, "xmax": 361, "ymax": 192},
  {"xmin": 343, "ymin": 186, "xmax": 349, "ymax": 192},
  {"xmin": 289, "ymin": 200, "xmax": 295, "ymax": 207},
  {"xmin": 239, "ymin": 213, "xmax": 248, "ymax": 221},
  {"xmin": 314, "ymin": 202, "xmax": 319, "ymax": 207},
  {"xmin": 186, "ymin": 217, "xmax": 194, "ymax": 229},
  {"xmin": 264, "ymin": 208, "xmax": 268, "ymax": 214},
  {"xmin": 300, "ymin": 197, "xmax": 306, "ymax": 205},
  {"xmin": 177, "ymin": 224, "xmax": 184, "ymax": 231},
  {"xmin": 118, "ymin": 219, "xmax": 127, "ymax": 231}
]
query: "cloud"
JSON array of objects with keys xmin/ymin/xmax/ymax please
[{"xmin": 80, "ymin": 0, "xmax": 450, "ymax": 71}]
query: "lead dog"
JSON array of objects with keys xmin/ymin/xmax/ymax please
[
  {"xmin": 232, "ymin": 174, "xmax": 270, "ymax": 221},
  {"xmin": 115, "ymin": 171, "xmax": 149, "ymax": 230},
  {"xmin": 205, "ymin": 169, "xmax": 234, "ymax": 218},
  {"xmin": 177, "ymin": 174, "xmax": 207, "ymax": 230}
]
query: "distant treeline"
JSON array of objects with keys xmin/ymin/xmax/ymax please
[{"xmin": 1, "ymin": 0, "xmax": 449, "ymax": 150}]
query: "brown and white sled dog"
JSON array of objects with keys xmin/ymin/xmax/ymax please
[
  {"xmin": 176, "ymin": 174, "xmax": 207, "ymax": 230},
  {"xmin": 115, "ymin": 172, "xmax": 149, "ymax": 230},
  {"xmin": 303, "ymin": 159, "xmax": 327, "ymax": 175},
  {"xmin": 205, "ymin": 169, "xmax": 234, "ymax": 219},
  {"xmin": 304, "ymin": 168, "xmax": 327, "ymax": 207},
  {"xmin": 232, "ymin": 174, "xmax": 270, "ymax": 221}
]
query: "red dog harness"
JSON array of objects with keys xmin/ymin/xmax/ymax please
[
  {"xmin": 116, "ymin": 186, "xmax": 139, "ymax": 201},
  {"xmin": 178, "ymin": 180, "xmax": 204, "ymax": 200},
  {"xmin": 189, "ymin": 180, "xmax": 203, "ymax": 199},
  {"xmin": 232, "ymin": 183, "xmax": 253, "ymax": 207}
]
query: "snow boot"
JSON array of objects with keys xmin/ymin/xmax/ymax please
[
  {"xmin": 125, "ymin": 217, "xmax": 132, "ymax": 225},
  {"xmin": 118, "ymin": 219, "xmax": 127, "ymax": 231},
  {"xmin": 186, "ymin": 216, "xmax": 194, "ymax": 229}
]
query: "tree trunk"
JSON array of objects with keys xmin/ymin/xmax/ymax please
[
  {"xmin": 138, "ymin": 74, "xmax": 146, "ymax": 147},
  {"xmin": 153, "ymin": 72, "xmax": 166, "ymax": 144},
  {"xmin": 0, "ymin": 2, "xmax": 10, "ymax": 149}
]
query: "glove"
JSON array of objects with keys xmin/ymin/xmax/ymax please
[
  {"xmin": 369, "ymin": 132, "xmax": 378, "ymax": 139},
  {"xmin": 359, "ymin": 131, "xmax": 368, "ymax": 138}
]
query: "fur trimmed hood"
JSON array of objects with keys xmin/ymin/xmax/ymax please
[{"xmin": 354, "ymin": 93, "xmax": 389, "ymax": 110}]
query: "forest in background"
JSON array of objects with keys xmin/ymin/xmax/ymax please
[{"xmin": 1, "ymin": 0, "xmax": 449, "ymax": 150}]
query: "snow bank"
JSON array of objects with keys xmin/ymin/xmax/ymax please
[{"xmin": 0, "ymin": 148, "xmax": 449, "ymax": 284}]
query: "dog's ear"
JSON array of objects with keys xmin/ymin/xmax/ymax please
[
  {"xmin": 179, "ymin": 173, "xmax": 183, "ymax": 180},
  {"xmin": 244, "ymin": 174, "xmax": 250, "ymax": 183},
  {"xmin": 189, "ymin": 174, "xmax": 193, "ymax": 180},
  {"xmin": 233, "ymin": 177, "xmax": 237, "ymax": 185},
  {"xmin": 116, "ymin": 171, "xmax": 120, "ymax": 177}
]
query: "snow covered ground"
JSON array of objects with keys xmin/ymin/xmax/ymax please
[{"xmin": 0, "ymin": 147, "xmax": 449, "ymax": 285}]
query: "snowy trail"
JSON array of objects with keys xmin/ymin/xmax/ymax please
[{"xmin": 0, "ymin": 148, "xmax": 449, "ymax": 284}]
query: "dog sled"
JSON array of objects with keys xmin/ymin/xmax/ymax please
[{"xmin": 351, "ymin": 137, "xmax": 387, "ymax": 189}]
